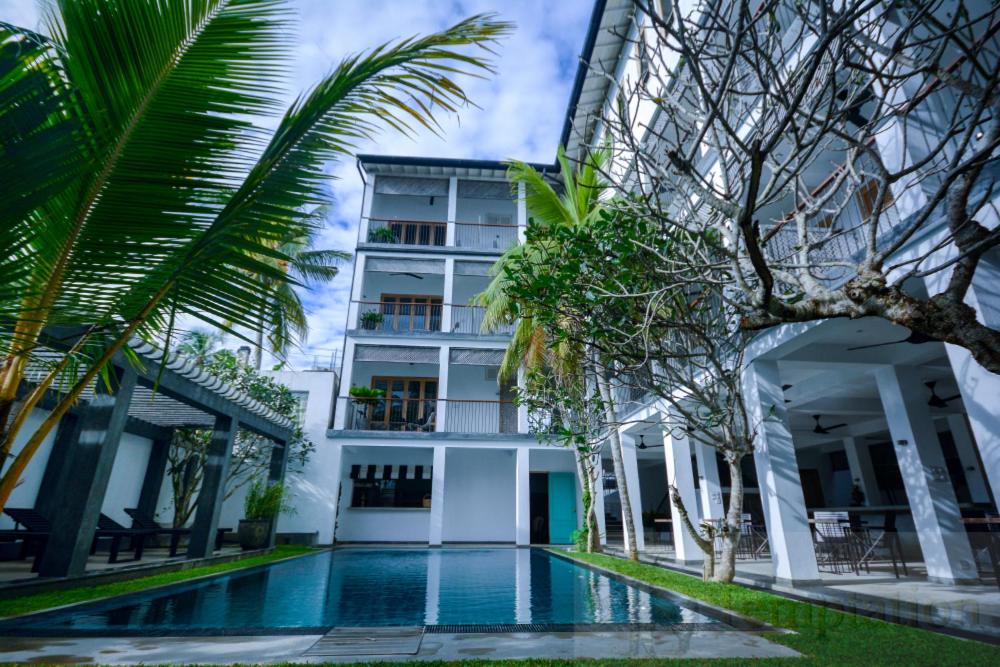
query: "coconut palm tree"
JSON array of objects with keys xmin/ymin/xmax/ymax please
[
  {"xmin": 251, "ymin": 208, "xmax": 351, "ymax": 369},
  {"xmin": 0, "ymin": 0, "xmax": 511, "ymax": 510},
  {"xmin": 477, "ymin": 146, "xmax": 642, "ymax": 558}
]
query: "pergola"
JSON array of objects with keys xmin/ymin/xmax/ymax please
[{"xmin": 17, "ymin": 337, "xmax": 295, "ymax": 579}]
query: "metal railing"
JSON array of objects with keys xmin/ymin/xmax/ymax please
[
  {"xmin": 455, "ymin": 222, "xmax": 518, "ymax": 251},
  {"xmin": 355, "ymin": 301, "xmax": 442, "ymax": 333},
  {"xmin": 366, "ymin": 218, "xmax": 446, "ymax": 246},
  {"xmin": 344, "ymin": 397, "xmax": 520, "ymax": 434},
  {"xmin": 449, "ymin": 305, "xmax": 515, "ymax": 336}
]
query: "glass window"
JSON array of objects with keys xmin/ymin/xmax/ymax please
[{"xmin": 350, "ymin": 479, "xmax": 432, "ymax": 508}]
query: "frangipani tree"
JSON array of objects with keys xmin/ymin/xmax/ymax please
[{"xmin": 0, "ymin": 0, "xmax": 512, "ymax": 510}]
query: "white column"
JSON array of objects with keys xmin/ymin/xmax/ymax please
[
  {"xmin": 515, "ymin": 547, "xmax": 532, "ymax": 623},
  {"xmin": 429, "ymin": 446, "xmax": 447, "ymax": 546},
  {"xmin": 442, "ymin": 257, "xmax": 455, "ymax": 333},
  {"xmin": 663, "ymin": 426, "xmax": 702, "ymax": 563},
  {"xmin": 876, "ymin": 366, "xmax": 978, "ymax": 584},
  {"xmin": 333, "ymin": 339, "xmax": 356, "ymax": 429},
  {"xmin": 516, "ymin": 182, "xmax": 527, "ymax": 243},
  {"xmin": 359, "ymin": 180, "xmax": 375, "ymax": 242},
  {"xmin": 517, "ymin": 367, "xmax": 529, "ymax": 433},
  {"xmin": 325, "ymin": 444, "xmax": 345, "ymax": 544},
  {"xmin": 946, "ymin": 414, "xmax": 991, "ymax": 504},
  {"xmin": 515, "ymin": 447, "xmax": 531, "ymax": 546},
  {"xmin": 842, "ymin": 436, "xmax": 880, "ymax": 507},
  {"xmin": 436, "ymin": 346, "xmax": 449, "ymax": 432},
  {"xmin": 346, "ymin": 253, "xmax": 366, "ymax": 330},
  {"xmin": 446, "ymin": 176, "xmax": 458, "ymax": 246},
  {"xmin": 743, "ymin": 360, "xmax": 820, "ymax": 584},
  {"xmin": 593, "ymin": 464, "xmax": 607, "ymax": 546},
  {"xmin": 620, "ymin": 433, "xmax": 646, "ymax": 553},
  {"xmin": 695, "ymin": 442, "xmax": 725, "ymax": 522}
]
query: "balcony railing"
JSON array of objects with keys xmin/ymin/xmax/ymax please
[
  {"xmin": 449, "ymin": 305, "xmax": 516, "ymax": 336},
  {"xmin": 455, "ymin": 222, "xmax": 518, "ymax": 251},
  {"xmin": 366, "ymin": 218, "xmax": 446, "ymax": 246},
  {"xmin": 355, "ymin": 301, "xmax": 442, "ymax": 334},
  {"xmin": 344, "ymin": 397, "xmax": 520, "ymax": 434}
]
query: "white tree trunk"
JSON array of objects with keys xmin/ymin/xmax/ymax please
[
  {"xmin": 715, "ymin": 455, "xmax": 744, "ymax": 583},
  {"xmin": 595, "ymin": 364, "xmax": 639, "ymax": 560}
]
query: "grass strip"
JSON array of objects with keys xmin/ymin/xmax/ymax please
[{"xmin": 0, "ymin": 544, "xmax": 314, "ymax": 619}]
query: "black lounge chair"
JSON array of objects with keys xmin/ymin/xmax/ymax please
[
  {"xmin": 0, "ymin": 508, "xmax": 50, "ymax": 572},
  {"xmin": 124, "ymin": 508, "xmax": 229, "ymax": 556},
  {"xmin": 4, "ymin": 507, "xmax": 154, "ymax": 567},
  {"xmin": 93, "ymin": 514, "xmax": 157, "ymax": 563}
]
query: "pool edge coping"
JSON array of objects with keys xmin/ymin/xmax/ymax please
[
  {"xmin": 0, "ymin": 547, "xmax": 328, "ymax": 625},
  {"xmin": 548, "ymin": 548, "xmax": 793, "ymax": 636}
]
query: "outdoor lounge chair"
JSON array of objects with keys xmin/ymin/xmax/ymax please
[
  {"xmin": 124, "ymin": 508, "xmax": 229, "ymax": 557},
  {"xmin": 4, "ymin": 507, "xmax": 154, "ymax": 566},
  {"xmin": 0, "ymin": 509, "xmax": 50, "ymax": 572},
  {"xmin": 93, "ymin": 514, "xmax": 157, "ymax": 563}
]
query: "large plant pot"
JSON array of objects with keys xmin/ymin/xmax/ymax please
[{"xmin": 238, "ymin": 519, "xmax": 271, "ymax": 551}]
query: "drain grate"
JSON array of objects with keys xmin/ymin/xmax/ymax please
[
  {"xmin": 427, "ymin": 623, "xmax": 552, "ymax": 633},
  {"xmin": 304, "ymin": 626, "xmax": 424, "ymax": 657}
]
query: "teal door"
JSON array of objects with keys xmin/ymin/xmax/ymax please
[{"xmin": 547, "ymin": 473, "xmax": 577, "ymax": 544}]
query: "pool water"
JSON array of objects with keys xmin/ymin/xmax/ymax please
[{"xmin": 3, "ymin": 549, "xmax": 719, "ymax": 635}]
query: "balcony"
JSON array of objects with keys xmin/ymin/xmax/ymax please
[
  {"xmin": 366, "ymin": 218, "xmax": 446, "ymax": 247},
  {"xmin": 454, "ymin": 221, "xmax": 518, "ymax": 252},
  {"xmin": 356, "ymin": 300, "xmax": 443, "ymax": 334},
  {"xmin": 450, "ymin": 305, "xmax": 515, "ymax": 336},
  {"xmin": 344, "ymin": 397, "xmax": 520, "ymax": 434}
]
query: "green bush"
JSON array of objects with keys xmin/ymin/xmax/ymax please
[
  {"xmin": 359, "ymin": 311, "xmax": 384, "ymax": 329},
  {"xmin": 367, "ymin": 226, "xmax": 397, "ymax": 243},
  {"xmin": 571, "ymin": 527, "xmax": 589, "ymax": 552},
  {"xmin": 349, "ymin": 385, "xmax": 385, "ymax": 398},
  {"xmin": 243, "ymin": 479, "xmax": 295, "ymax": 521}
]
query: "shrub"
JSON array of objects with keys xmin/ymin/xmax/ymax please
[{"xmin": 243, "ymin": 479, "xmax": 295, "ymax": 521}]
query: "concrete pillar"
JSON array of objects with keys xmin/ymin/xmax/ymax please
[
  {"xmin": 346, "ymin": 254, "xmax": 366, "ymax": 331},
  {"xmin": 619, "ymin": 434, "xmax": 645, "ymax": 553},
  {"xmin": 359, "ymin": 180, "xmax": 374, "ymax": 242},
  {"xmin": 876, "ymin": 366, "xmax": 978, "ymax": 583},
  {"xmin": 694, "ymin": 442, "xmax": 725, "ymax": 522},
  {"xmin": 442, "ymin": 257, "xmax": 455, "ymax": 333},
  {"xmin": 516, "ymin": 182, "xmax": 527, "ymax": 243},
  {"xmin": 515, "ymin": 546, "xmax": 532, "ymax": 623},
  {"xmin": 135, "ymin": 435, "xmax": 171, "ymax": 522},
  {"xmin": 842, "ymin": 436, "xmax": 880, "ymax": 507},
  {"xmin": 743, "ymin": 360, "xmax": 820, "ymax": 584},
  {"xmin": 266, "ymin": 440, "xmax": 289, "ymax": 548},
  {"xmin": 663, "ymin": 426, "xmax": 702, "ymax": 563},
  {"xmin": 436, "ymin": 347, "xmax": 449, "ymax": 432},
  {"xmin": 446, "ymin": 176, "xmax": 458, "ymax": 246},
  {"xmin": 38, "ymin": 369, "xmax": 137, "ymax": 577},
  {"xmin": 515, "ymin": 447, "xmax": 531, "ymax": 546},
  {"xmin": 33, "ymin": 413, "xmax": 82, "ymax": 518},
  {"xmin": 516, "ymin": 367, "xmax": 529, "ymax": 434},
  {"xmin": 333, "ymin": 339, "xmax": 356, "ymax": 429},
  {"xmin": 187, "ymin": 415, "xmax": 236, "ymax": 559},
  {"xmin": 428, "ymin": 446, "xmax": 447, "ymax": 546},
  {"xmin": 945, "ymin": 414, "xmax": 991, "ymax": 504}
]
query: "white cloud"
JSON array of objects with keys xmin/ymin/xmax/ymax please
[{"xmin": 1, "ymin": 0, "xmax": 593, "ymax": 370}]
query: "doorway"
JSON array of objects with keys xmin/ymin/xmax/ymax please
[{"xmin": 529, "ymin": 472, "xmax": 576, "ymax": 544}]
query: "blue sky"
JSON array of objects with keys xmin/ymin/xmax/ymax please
[{"xmin": 1, "ymin": 0, "xmax": 593, "ymax": 369}]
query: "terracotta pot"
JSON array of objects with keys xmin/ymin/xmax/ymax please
[{"xmin": 238, "ymin": 519, "xmax": 271, "ymax": 551}]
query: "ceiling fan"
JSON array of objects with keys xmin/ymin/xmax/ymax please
[
  {"xmin": 813, "ymin": 414, "xmax": 847, "ymax": 434},
  {"xmin": 847, "ymin": 329, "xmax": 936, "ymax": 351},
  {"xmin": 635, "ymin": 435, "xmax": 663, "ymax": 450},
  {"xmin": 926, "ymin": 381, "xmax": 961, "ymax": 408}
]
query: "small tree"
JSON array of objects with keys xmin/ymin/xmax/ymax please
[{"xmin": 165, "ymin": 346, "xmax": 314, "ymax": 527}]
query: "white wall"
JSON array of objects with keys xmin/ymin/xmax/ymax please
[
  {"xmin": 370, "ymin": 192, "xmax": 447, "ymax": 222},
  {"xmin": 442, "ymin": 448, "xmax": 516, "ymax": 542},
  {"xmin": 360, "ymin": 272, "xmax": 444, "ymax": 303},
  {"xmin": 455, "ymin": 195, "xmax": 516, "ymax": 225},
  {"xmin": 0, "ymin": 408, "xmax": 57, "ymax": 529},
  {"xmin": 100, "ymin": 432, "xmax": 153, "ymax": 527}
]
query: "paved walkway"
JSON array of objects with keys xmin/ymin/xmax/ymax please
[{"xmin": 606, "ymin": 546, "xmax": 1000, "ymax": 639}]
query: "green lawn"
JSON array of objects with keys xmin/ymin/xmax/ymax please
[{"xmin": 0, "ymin": 544, "xmax": 314, "ymax": 619}]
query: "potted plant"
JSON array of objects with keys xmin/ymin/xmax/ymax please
[
  {"xmin": 238, "ymin": 478, "xmax": 294, "ymax": 550},
  {"xmin": 348, "ymin": 385, "xmax": 385, "ymax": 399},
  {"xmin": 359, "ymin": 311, "xmax": 384, "ymax": 330},
  {"xmin": 367, "ymin": 226, "xmax": 397, "ymax": 243}
]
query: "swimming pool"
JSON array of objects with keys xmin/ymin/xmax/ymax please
[{"xmin": 2, "ymin": 549, "xmax": 724, "ymax": 636}]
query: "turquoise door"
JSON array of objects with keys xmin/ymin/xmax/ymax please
[{"xmin": 547, "ymin": 473, "xmax": 577, "ymax": 544}]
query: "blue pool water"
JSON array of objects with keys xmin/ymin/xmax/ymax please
[{"xmin": 3, "ymin": 549, "xmax": 719, "ymax": 635}]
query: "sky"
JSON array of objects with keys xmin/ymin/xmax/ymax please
[{"xmin": 0, "ymin": 0, "xmax": 593, "ymax": 370}]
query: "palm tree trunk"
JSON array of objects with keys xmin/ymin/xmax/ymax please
[
  {"xmin": 715, "ymin": 453, "xmax": 744, "ymax": 583},
  {"xmin": 594, "ymin": 362, "xmax": 639, "ymax": 560}
]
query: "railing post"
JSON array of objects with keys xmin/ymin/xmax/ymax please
[{"xmin": 442, "ymin": 258, "xmax": 454, "ymax": 332}]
